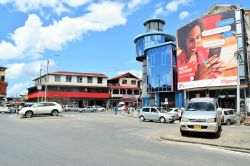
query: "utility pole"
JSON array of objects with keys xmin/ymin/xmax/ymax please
[
  {"xmin": 44, "ymin": 60, "xmax": 49, "ymax": 102},
  {"xmin": 38, "ymin": 65, "xmax": 42, "ymax": 102},
  {"xmin": 236, "ymin": 50, "xmax": 241, "ymax": 125}
]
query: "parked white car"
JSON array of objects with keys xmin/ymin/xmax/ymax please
[
  {"xmin": 139, "ymin": 107, "xmax": 174, "ymax": 123},
  {"xmin": 94, "ymin": 105, "xmax": 106, "ymax": 112},
  {"xmin": 19, "ymin": 102, "xmax": 63, "ymax": 118},
  {"xmin": 63, "ymin": 105, "xmax": 80, "ymax": 112},
  {"xmin": 0, "ymin": 106, "xmax": 10, "ymax": 113},
  {"xmin": 221, "ymin": 108, "xmax": 236, "ymax": 125},
  {"xmin": 167, "ymin": 107, "xmax": 181, "ymax": 120}
]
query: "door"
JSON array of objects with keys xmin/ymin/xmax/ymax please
[
  {"xmin": 34, "ymin": 103, "xmax": 47, "ymax": 114},
  {"xmin": 141, "ymin": 107, "xmax": 150, "ymax": 119},
  {"xmin": 150, "ymin": 108, "xmax": 159, "ymax": 120}
]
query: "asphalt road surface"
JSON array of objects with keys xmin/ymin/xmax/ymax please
[{"xmin": 0, "ymin": 111, "xmax": 249, "ymax": 166}]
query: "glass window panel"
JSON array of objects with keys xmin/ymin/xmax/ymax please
[
  {"xmin": 87, "ymin": 77, "xmax": 93, "ymax": 83},
  {"xmin": 54, "ymin": 75, "xmax": 61, "ymax": 82},
  {"xmin": 97, "ymin": 77, "xmax": 102, "ymax": 84},
  {"xmin": 66, "ymin": 75, "xmax": 72, "ymax": 82}
]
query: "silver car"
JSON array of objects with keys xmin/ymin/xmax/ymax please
[
  {"xmin": 63, "ymin": 105, "xmax": 80, "ymax": 112},
  {"xmin": 80, "ymin": 106, "xmax": 97, "ymax": 112},
  {"xmin": 139, "ymin": 107, "xmax": 174, "ymax": 123},
  {"xmin": 180, "ymin": 98, "xmax": 222, "ymax": 137},
  {"xmin": 221, "ymin": 108, "xmax": 236, "ymax": 125}
]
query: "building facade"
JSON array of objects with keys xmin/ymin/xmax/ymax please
[
  {"xmin": 176, "ymin": 4, "xmax": 250, "ymax": 110},
  {"xmin": 27, "ymin": 71, "xmax": 109, "ymax": 107},
  {"xmin": 134, "ymin": 19, "xmax": 184, "ymax": 107},
  {"xmin": 108, "ymin": 72, "xmax": 141, "ymax": 107},
  {"xmin": 0, "ymin": 67, "xmax": 8, "ymax": 101}
]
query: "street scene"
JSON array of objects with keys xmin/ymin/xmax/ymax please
[
  {"xmin": 0, "ymin": 111, "xmax": 250, "ymax": 166},
  {"xmin": 0, "ymin": 0, "xmax": 250, "ymax": 166}
]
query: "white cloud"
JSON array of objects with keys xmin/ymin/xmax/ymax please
[
  {"xmin": 7, "ymin": 81, "xmax": 33, "ymax": 97},
  {"xmin": 166, "ymin": 0, "xmax": 193, "ymax": 12},
  {"xmin": 128, "ymin": 0, "xmax": 150, "ymax": 10},
  {"xmin": 62, "ymin": 0, "xmax": 90, "ymax": 7},
  {"xmin": 6, "ymin": 60, "xmax": 52, "ymax": 79},
  {"xmin": 152, "ymin": 6, "xmax": 164, "ymax": 18},
  {"xmin": 179, "ymin": 11, "xmax": 189, "ymax": 20},
  {"xmin": 0, "ymin": 1, "xmax": 126, "ymax": 61},
  {"xmin": 153, "ymin": 0, "xmax": 193, "ymax": 17},
  {"xmin": 118, "ymin": 70, "xmax": 142, "ymax": 78},
  {"xmin": 0, "ymin": 0, "xmax": 90, "ymax": 14}
]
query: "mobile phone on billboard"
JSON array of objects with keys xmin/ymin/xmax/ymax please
[{"xmin": 208, "ymin": 47, "xmax": 221, "ymax": 58}]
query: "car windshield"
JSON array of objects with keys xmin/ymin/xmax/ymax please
[{"xmin": 186, "ymin": 102, "xmax": 215, "ymax": 111}]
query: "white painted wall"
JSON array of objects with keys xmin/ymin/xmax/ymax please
[{"xmin": 36, "ymin": 74, "xmax": 108, "ymax": 87}]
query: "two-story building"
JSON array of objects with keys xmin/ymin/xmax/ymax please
[
  {"xmin": 0, "ymin": 67, "xmax": 8, "ymax": 101},
  {"xmin": 27, "ymin": 71, "xmax": 109, "ymax": 107},
  {"xmin": 108, "ymin": 72, "xmax": 141, "ymax": 107}
]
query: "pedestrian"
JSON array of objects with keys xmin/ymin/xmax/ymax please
[
  {"xmin": 114, "ymin": 106, "xmax": 117, "ymax": 115},
  {"xmin": 124, "ymin": 106, "xmax": 129, "ymax": 116}
]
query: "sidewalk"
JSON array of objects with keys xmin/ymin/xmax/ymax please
[
  {"xmin": 113, "ymin": 110, "xmax": 250, "ymax": 153},
  {"xmin": 159, "ymin": 122, "xmax": 250, "ymax": 153}
]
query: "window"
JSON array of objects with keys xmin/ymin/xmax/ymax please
[
  {"xmin": 113, "ymin": 89, "xmax": 119, "ymax": 94},
  {"xmin": 127, "ymin": 89, "xmax": 132, "ymax": 94},
  {"xmin": 77, "ymin": 76, "xmax": 82, "ymax": 83},
  {"xmin": 66, "ymin": 75, "xmax": 72, "ymax": 82},
  {"xmin": 1, "ymin": 76, "xmax": 5, "ymax": 82},
  {"xmin": 44, "ymin": 103, "xmax": 56, "ymax": 106},
  {"xmin": 55, "ymin": 76, "xmax": 61, "ymax": 82},
  {"xmin": 142, "ymin": 108, "xmax": 150, "ymax": 112},
  {"xmin": 151, "ymin": 108, "xmax": 157, "ymax": 113},
  {"xmin": 131, "ymin": 80, "xmax": 136, "ymax": 85},
  {"xmin": 122, "ymin": 79, "xmax": 127, "ymax": 84},
  {"xmin": 121, "ymin": 89, "xmax": 126, "ymax": 94},
  {"xmin": 97, "ymin": 77, "xmax": 102, "ymax": 84},
  {"xmin": 87, "ymin": 77, "xmax": 93, "ymax": 83}
]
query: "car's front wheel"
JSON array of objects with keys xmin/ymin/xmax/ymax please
[
  {"xmin": 25, "ymin": 111, "xmax": 33, "ymax": 118},
  {"xmin": 226, "ymin": 119, "xmax": 231, "ymax": 125},
  {"xmin": 51, "ymin": 110, "xmax": 58, "ymax": 116},
  {"xmin": 159, "ymin": 117, "xmax": 166, "ymax": 123}
]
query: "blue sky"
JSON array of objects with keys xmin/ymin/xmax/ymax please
[{"xmin": 0, "ymin": 0, "xmax": 249, "ymax": 97}]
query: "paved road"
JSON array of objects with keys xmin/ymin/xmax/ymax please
[{"xmin": 0, "ymin": 112, "xmax": 249, "ymax": 166}]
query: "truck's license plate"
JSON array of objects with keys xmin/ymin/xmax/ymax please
[{"xmin": 194, "ymin": 125, "xmax": 201, "ymax": 131}]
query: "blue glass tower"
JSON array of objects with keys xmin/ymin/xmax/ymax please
[{"xmin": 134, "ymin": 18, "xmax": 184, "ymax": 107}]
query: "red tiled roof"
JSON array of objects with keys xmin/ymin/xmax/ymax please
[
  {"xmin": 28, "ymin": 91, "xmax": 110, "ymax": 99},
  {"xmin": 109, "ymin": 72, "xmax": 139, "ymax": 80}
]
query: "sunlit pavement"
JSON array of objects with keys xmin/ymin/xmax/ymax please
[{"xmin": 6, "ymin": 111, "xmax": 250, "ymax": 153}]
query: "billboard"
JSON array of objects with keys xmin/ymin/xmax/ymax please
[{"xmin": 176, "ymin": 10, "xmax": 238, "ymax": 90}]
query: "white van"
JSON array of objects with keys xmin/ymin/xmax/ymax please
[{"xmin": 180, "ymin": 98, "xmax": 222, "ymax": 137}]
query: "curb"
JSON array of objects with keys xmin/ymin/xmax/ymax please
[{"xmin": 159, "ymin": 136, "xmax": 250, "ymax": 154}]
